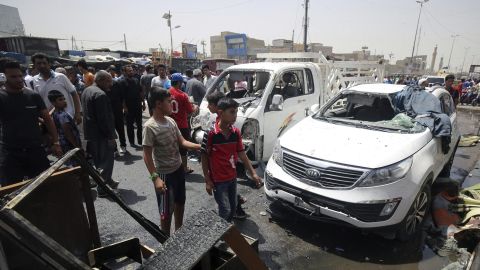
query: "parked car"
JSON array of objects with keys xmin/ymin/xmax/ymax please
[
  {"xmin": 425, "ymin": 76, "xmax": 445, "ymax": 87},
  {"xmin": 264, "ymin": 83, "xmax": 460, "ymax": 240}
]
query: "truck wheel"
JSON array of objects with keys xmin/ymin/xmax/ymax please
[{"xmin": 397, "ymin": 184, "xmax": 431, "ymax": 241}]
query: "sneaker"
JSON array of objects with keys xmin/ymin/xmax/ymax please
[
  {"xmin": 114, "ymin": 151, "xmax": 120, "ymax": 158},
  {"xmin": 238, "ymin": 195, "xmax": 247, "ymax": 205},
  {"xmin": 437, "ymin": 238, "xmax": 458, "ymax": 257},
  {"xmin": 107, "ymin": 179, "xmax": 120, "ymax": 189},
  {"xmin": 119, "ymin": 146, "xmax": 126, "ymax": 154},
  {"xmin": 89, "ymin": 179, "xmax": 98, "ymax": 188},
  {"xmin": 233, "ymin": 206, "xmax": 247, "ymax": 220}
]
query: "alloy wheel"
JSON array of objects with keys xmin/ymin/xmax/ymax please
[{"xmin": 405, "ymin": 191, "xmax": 428, "ymax": 235}]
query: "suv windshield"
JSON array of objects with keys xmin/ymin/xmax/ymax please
[
  {"xmin": 314, "ymin": 90, "xmax": 426, "ymax": 133},
  {"xmin": 207, "ymin": 70, "xmax": 271, "ymax": 99}
]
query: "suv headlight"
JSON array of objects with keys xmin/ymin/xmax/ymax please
[
  {"xmin": 272, "ymin": 140, "xmax": 283, "ymax": 167},
  {"xmin": 242, "ymin": 119, "xmax": 259, "ymax": 141},
  {"xmin": 359, "ymin": 157, "xmax": 412, "ymax": 187}
]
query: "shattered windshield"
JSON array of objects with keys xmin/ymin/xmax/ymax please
[
  {"xmin": 206, "ymin": 70, "xmax": 271, "ymax": 100},
  {"xmin": 314, "ymin": 91, "xmax": 426, "ymax": 133}
]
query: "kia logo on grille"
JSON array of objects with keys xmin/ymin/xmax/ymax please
[{"xmin": 305, "ymin": 168, "xmax": 321, "ymax": 180}]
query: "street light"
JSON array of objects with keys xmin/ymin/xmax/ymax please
[
  {"xmin": 163, "ymin": 11, "xmax": 180, "ymax": 66},
  {"xmin": 410, "ymin": 0, "xmax": 429, "ymax": 63},
  {"xmin": 447, "ymin": 34, "xmax": 460, "ymax": 70}
]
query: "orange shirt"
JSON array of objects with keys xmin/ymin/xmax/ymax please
[{"xmin": 83, "ymin": 72, "xmax": 95, "ymax": 87}]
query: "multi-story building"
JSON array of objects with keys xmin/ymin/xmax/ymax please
[
  {"xmin": 0, "ymin": 4, "xmax": 25, "ymax": 37},
  {"xmin": 210, "ymin": 31, "xmax": 266, "ymax": 62}
]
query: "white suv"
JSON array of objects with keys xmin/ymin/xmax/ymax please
[{"xmin": 264, "ymin": 83, "xmax": 460, "ymax": 240}]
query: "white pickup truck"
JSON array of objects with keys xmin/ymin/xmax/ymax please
[{"xmin": 191, "ymin": 53, "xmax": 385, "ymax": 166}]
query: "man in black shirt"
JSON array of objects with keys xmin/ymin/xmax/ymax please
[
  {"xmin": 108, "ymin": 80, "xmax": 126, "ymax": 154},
  {"xmin": 82, "ymin": 70, "xmax": 118, "ymax": 196},
  {"xmin": 0, "ymin": 60, "xmax": 62, "ymax": 186},
  {"xmin": 119, "ymin": 65, "xmax": 145, "ymax": 148}
]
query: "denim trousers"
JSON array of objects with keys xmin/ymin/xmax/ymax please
[{"xmin": 213, "ymin": 179, "xmax": 237, "ymax": 222}]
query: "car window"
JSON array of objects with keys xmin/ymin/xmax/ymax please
[
  {"xmin": 272, "ymin": 70, "xmax": 306, "ymax": 100},
  {"xmin": 305, "ymin": 68, "xmax": 314, "ymax": 94},
  {"xmin": 440, "ymin": 94, "xmax": 455, "ymax": 116}
]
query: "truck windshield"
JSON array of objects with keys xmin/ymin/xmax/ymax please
[
  {"xmin": 314, "ymin": 91, "xmax": 426, "ymax": 133},
  {"xmin": 206, "ymin": 70, "xmax": 271, "ymax": 99},
  {"xmin": 426, "ymin": 77, "xmax": 444, "ymax": 85}
]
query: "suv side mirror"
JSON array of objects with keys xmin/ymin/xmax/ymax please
[{"xmin": 270, "ymin": 94, "xmax": 284, "ymax": 111}]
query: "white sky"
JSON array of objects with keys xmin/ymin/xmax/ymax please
[{"xmin": 3, "ymin": 0, "xmax": 480, "ymax": 71}]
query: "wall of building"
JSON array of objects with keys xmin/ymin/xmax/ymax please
[{"xmin": 0, "ymin": 4, "xmax": 25, "ymax": 37}]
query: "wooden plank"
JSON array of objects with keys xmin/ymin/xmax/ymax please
[
  {"xmin": 222, "ymin": 227, "xmax": 267, "ymax": 270},
  {"xmin": 140, "ymin": 244, "xmax": 155, "ymax": 259},
  {"xmin": 0, "ymin": 180, "xmax": 30, "ymax": 197},
  {"xmin": 87, "ymin": 237, "xmax": 142, "ymax": 266},
  {"xmin": 0, "ymin": 208, "xmax": 91, "ymax": 269},
  {"xmin": 3, "ymin": 148, "xmax": 82, "ymax": 209},
  {"xmin": 79, "ymin": 170, "xmax": 101, "ymax": 248},
  {"xmin": 140, "ymin": 209, "xmax": 232, "ymax": 270}
]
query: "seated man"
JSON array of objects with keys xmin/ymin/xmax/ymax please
[{"xmin": 282, "ymin": 73, "xmax": 299, "ymax": 98}]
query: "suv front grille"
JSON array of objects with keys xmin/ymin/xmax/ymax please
[
  {"xmin": 283, "ymin": 152, "xmax": 365, "ymax": 188},
  {"xmin": 266, "ymin": 174, "xmax": 395, "ymax": 222}
]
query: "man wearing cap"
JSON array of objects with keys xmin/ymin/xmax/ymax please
[
  {"xmin": 186, "ymin": 69, "xmax": 207, "ymax": 104},
  {"xmin": 169, "ymin": 73, "xmax": 197, "ymax": 174}
]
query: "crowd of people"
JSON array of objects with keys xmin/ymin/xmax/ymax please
[
  {"xmin": 384, "ymin": 74, "xmax": 480, "ymax": 106},
  {"xmin": 0, "ymin": 54, "xmax": 262, "ymax": 235}
]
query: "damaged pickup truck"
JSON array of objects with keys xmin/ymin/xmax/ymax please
[
  {"xmin": 190, "ymin": 53, "xmax": 384, "ymax": 169},
  {"xmin": 264, "ymin": 83, "xmax": 461, "ymax": 240}
]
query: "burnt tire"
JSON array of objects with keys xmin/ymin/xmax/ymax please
[{"xmin": 396, "ymin": 184, "xmax": 431, "ymax": 241}]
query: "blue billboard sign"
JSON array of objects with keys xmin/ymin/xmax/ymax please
[{"xmin": 225, "ymin": 34, "xmax": 247, "ymax": 59}]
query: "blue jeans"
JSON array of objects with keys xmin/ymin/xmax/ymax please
[{"xmin": 213, "ymin": 179, "xmax": 237, "ymax": 222}]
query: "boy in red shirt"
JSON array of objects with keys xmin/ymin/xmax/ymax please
[
  {"xmin": 169, "ymin": 73, "xmax": 197, "ymax": 174},
  {"xmin": 201, "ymin": 97, "xmax": 262, "ymax": 221}
]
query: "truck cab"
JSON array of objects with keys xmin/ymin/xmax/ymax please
[{"xmin": 191, "ymin": 53, "xmax": 385, "ymax": 165}]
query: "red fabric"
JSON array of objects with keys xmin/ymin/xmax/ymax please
[
  {"xmin": 204, "ymin": 122, "xmax": 244, "ymax": 183},
  {"xmin": 169, "ymin": 87, "xmax": 193, "ymax": 129}
]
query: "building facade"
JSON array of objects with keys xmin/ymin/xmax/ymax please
[{"xmin": 0, "ymin": 4, "xmax": 25, "ymax": 37}]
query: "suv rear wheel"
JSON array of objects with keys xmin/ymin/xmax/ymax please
[{"xmin": 397, "ymin": 183, "xmax": 431, "ymax": 241}]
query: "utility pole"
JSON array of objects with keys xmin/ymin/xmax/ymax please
[
  {"xmin": 71, "ymin": 36, "xmax": 74, "ymax": 50},
  {"xmin": 461, "ymin": 47, "xmax": 470, "ymax": 74},
  {"xmin": 447, "ymin": 34, "xmax": 460, "ymax": 70},
  {"xmin": 410, "ymin": 0, "xmax": 428, "ymax": 63},
  {"xmin": 291, "ymin": 29, "xmax": 295, "ymax": 52},
  {"xmin": 123, "ymin": 33, "xmax": 127, "ymax": 50},
  {"xmin": 201, "ymin": 40, "xmax": 206, "ymax": 59},
  {"xmin": 303, "ymin": 0, "xmax": 309, "ymax": 52},
  {"xmin": 415, "ymin": 26, "xmax": 421, "ymax": 57}
]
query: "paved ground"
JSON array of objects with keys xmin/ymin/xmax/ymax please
[{"xmin": 93, "ymin": 109, "xmax": 480, "ymax": 270}]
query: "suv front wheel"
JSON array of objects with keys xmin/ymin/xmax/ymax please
[{"xmin": 396, "ymin": 183, "xmax": 431, "ymax": 241}]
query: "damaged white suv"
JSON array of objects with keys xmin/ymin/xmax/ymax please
[{"xmin": 264, "ymin": 83, "xmax": 460, "ymax": 240}]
